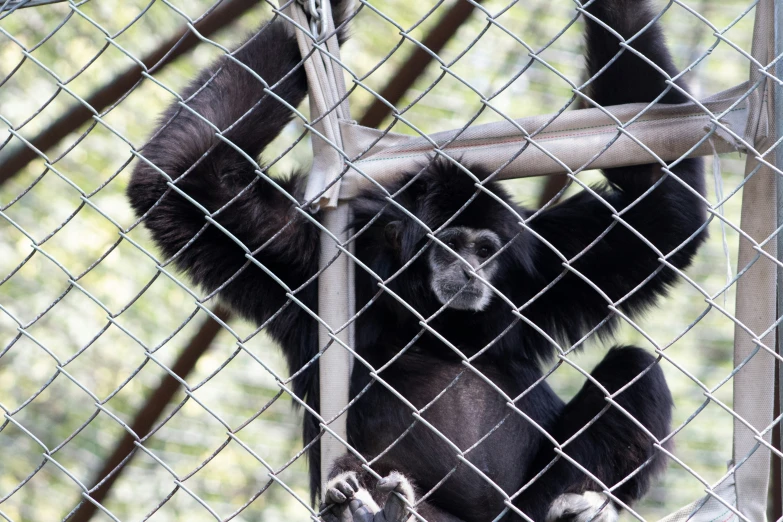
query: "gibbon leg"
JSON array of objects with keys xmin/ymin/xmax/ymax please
[{"xmin": 520, "ymin": 346, "xmax": 672, "ymax": 521}]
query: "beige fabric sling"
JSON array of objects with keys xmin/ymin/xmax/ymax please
[
  {"xmin": 281, "ymin": 0, "xmax": 355, "ymax": 495},
  {"xmin": 730, "ymin": 0, "xmax": 777, "ymax": 520}
]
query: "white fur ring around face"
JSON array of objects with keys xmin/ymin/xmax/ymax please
[{"xmin": 546, "ymin": 492, "xmax": 620, "ymax": 522}]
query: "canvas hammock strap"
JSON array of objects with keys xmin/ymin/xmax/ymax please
[
  {"xmin": 279, "ymin": 0, "xmax": 355, "ymax": 495},
  {"xmin": 729, "ymin": 0, "xmax": 778, "ymax": 518},
  {"xmin": 660, "ymin": 2, "xmax": 778, "ymax": 520}
]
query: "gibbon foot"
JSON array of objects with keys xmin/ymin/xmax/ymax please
[
  {"xmin": 321, "ymin": 471, "xmax": 415, "ymax": 522},
  {"xmin": 546, "ymin": 492, "xmax": 619, "ymax": 522}
]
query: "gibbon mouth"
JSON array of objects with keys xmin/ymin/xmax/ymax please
[
  {"xmin": 433, "ymin": 281, "xmax": 491, "ymax": 311},
  {"xmin": 438, "ymin": 282, "xmax": 484, "ymax": 298}
]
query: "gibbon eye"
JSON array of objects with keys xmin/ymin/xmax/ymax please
[
  {"xmin": 446, "ymin": 240, "xmax": 457, "ymax": 249},
  {"xmin": 477, "ymin": 246, "xmax": 491, "ymax": 259}
]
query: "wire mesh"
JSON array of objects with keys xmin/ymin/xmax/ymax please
[{"xmin": 0, "ymin": 0, "xmax": 781, "ymax": 521}]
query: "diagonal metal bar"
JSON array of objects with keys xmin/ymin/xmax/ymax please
[
  {"xmin": 0, "ymin": 0, "xmax": 262, "ymax": 184},
  {"xmin": 66, "ymin": 308, "xmax": 231, "ymax": 522}
]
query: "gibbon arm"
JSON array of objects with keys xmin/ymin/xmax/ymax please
[
  {"xmin": 521, "ymin": 0, "xmax": 707, "ymax": 344},
  {"xmin": 127, "ymin": 19, "xmax": 321, "ymax": 327}
]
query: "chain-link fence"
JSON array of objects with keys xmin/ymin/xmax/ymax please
[{"xmin": 0, "ymin": 0, "xmax": 781, "ymax": 521}]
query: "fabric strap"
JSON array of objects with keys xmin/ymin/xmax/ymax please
[
  {"xmin": 280, "ymin": 0, "xmax": 354, "ymax": 495},
  {"xmin": 731, "ymin": 0, "xmax": 777, "ymax": 520}
]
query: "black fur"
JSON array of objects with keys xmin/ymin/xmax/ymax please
[{"xmin": 127, "ymin": 1, "xmax": 706, "ymax": 520}]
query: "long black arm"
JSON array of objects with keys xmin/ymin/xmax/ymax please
[
  {"xmin": 127, "ymin": 3, "xmax": 357, "ymax": 501},
  {"xmin": 522, "ymin": 0, "xmax": 707, "ymax": 345},
  {"xmin": 127, "ymin": 17, "xmax": 320, "ymax": 326},
  {"xmin": 127, "ymin": 14, "xmax": 331, "ymax": 497}
]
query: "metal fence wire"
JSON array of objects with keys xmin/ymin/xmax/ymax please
[{"xmin": 0, "ymin": 0, "xmax": 781, "ymax": 521}]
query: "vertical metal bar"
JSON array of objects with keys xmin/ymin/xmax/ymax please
[
  {"xmin": 732, "ymin": 1, "xmax": 778, "ymax": 517},
  {"xmin": 776, "ymin": 0, "xmax": 783, "ymax": 511}
]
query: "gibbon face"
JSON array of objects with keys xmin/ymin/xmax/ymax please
[{"xmin": 427, "ymin": 226, "xmax": 502, "ymax": 311}]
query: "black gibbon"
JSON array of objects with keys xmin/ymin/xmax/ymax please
[{"xmin": 127, "ymin": 0, "xmax": 706, "ymax": 520}]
